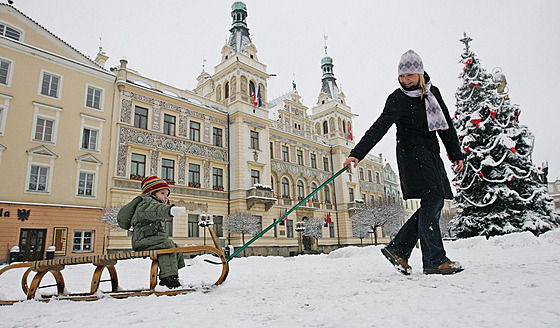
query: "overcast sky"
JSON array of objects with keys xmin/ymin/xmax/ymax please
[{"xmin": 12, "ymin": 0, "xmax": 560, "ymax": 182}]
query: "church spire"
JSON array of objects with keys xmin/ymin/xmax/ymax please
[
  {"xmin": 319, "ymin": 37, "xmax": 339, "ymax": 100},
  {"xmin": 227, "ymin": 2, "xmax": 251, "ymax": 54}
]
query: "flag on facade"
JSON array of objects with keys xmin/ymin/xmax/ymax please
[
  {"xmin": 253, "ymin": 88, "xmax": 258, "ymax": 106},
  {"xmin": 257, "ymin": 86, "xmax": 262, "ymax": 107},
  {"xmin": 347, "ymin": 123, "xmax": 353, "ymax": 141}
]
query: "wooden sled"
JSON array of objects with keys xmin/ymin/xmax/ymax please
[{"xmin": 0, "ymin": 226, "xmax": 228, "ymax": 305}]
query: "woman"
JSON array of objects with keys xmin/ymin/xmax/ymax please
[{"xmin": 343, "ymin": 50, "xmax": 464, "ymax": 275}]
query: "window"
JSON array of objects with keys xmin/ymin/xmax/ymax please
[
  {"xmin": 189, "ymin": 163, "xmax": 200, "ymax": 186},
  {"xmin": 0, "ymin": 107, "xmax": 4, "ymax": 135},
  {"xmin": 286, "ymin": 219, "xmax": 294, "ymax": 238},
  {"xmin": 325, "ymin": 186, "xmax": 331, "ymax": 203},
  {"xmin": 213, "ymin": 127, "xmax": 223, "ymax": 147},
  {"xmin": 213, "ymin": 215, "xmax": 224, "ymax": 238},
  {"xmin": 134, "ymin": 106, "xmax": 148, "ymax": 129},
  {"xmin": 359, "ymin": 168, "xmax": 364, "ymax": 180},
  {"xmin": 86, "ymin": 85, "xmax": 102, "ymax": 109},
  {"xmin": 349, "ymin": 188, "xmax": 355, "ymax": 202},
  {"xmin": 270, "ymin": 142, "xmax": 274, "ymax": 159},
  {"xmin": 311, "ymin": 183, "xmax": 318, "ymax": 202},
  {"xmin": 81, "ymin": 128, "xmax": 98, "ymax": 150},
  {"xmin": 376, "ymin": 172, "xmax": 380, "ymax": 184},
  {"xmin": 190, "ymin": 121, "xmax": 200, "ymax": 142},
  {"xmin": 329, "ymin": 223, "xmax": 335, "ymax": 238},
  {"xmin": 130, "ymin": 153, "xmax": 146, "ymax": 178},
  {"xmin": 251, "ymin": 169, "xmax": 260, "ymax": 185},
  {"xmin": 161, "ymin": 159, "xmax": 175, "ymax": 182},
  {"xmin": 368, "ymin": 170, "xmax": 372, "ymax": 182},
  {"xmin": 213, "ymin": 168, "xmax": 224, "ymax": 189},
  {"xmin": 250, "ymin": 131, "xmax": 259, "ymax": 149},
  {"xmin": 188, "ymin": 214, "xmax": 199, "ymax": 237},
  {"xmin": 323, "ymin": 121, "xmax": 329, "ymax": 134},
  {"xmin": 296, "ymin": 180, "xmax": 304, "ymax": 199},
  {"xmin": 163, "ymin": 114, "xmax": 176, "ymax": 136},
  {"xmin": 252, "ymin": 215, "xmax": 263, "ymax": 234},
  {"xmin": 40, "ymin": 72, "xmax": 61, "ymax": 98},
  {"xmin": 0, "ymin": 23, "xmax": 21, "ymax": 41},
  {"xmin": 34, "ymin": 117, "xmax": 54, "ymax": 142},
  {"xmin": 282, "ymin": 145, "xmax": 289, "ymax": 162},
  {"xmin": 370, "ymin": 195, "xmax": 375, "ymax": 206},
  {"xmin": 323, "ymin": 157, "xmax": 329, "ymax": 171},
  {"xmin": 162, "ymin": 217, "xmax": 173, "ymax": 237},
  {"xmin": 310, "ymin": 154, "xmax": 317, "ymax": 169},
  {"xmin": 77, "ymin": 172, "xmax": 95, "ymax": 196},
  {"xmin": 28, "ymin": 165, "xmax": 48, "ymax": 192},
  {"xmin": 72, "ymin": 230, "xmax": 94, "ymax": 252},
  {"xmin": 0, "ymin": 59, "xmax": 11, "ymax": 85},
  {"xmin": 297, "ymin": 150, "xmax": 303, "ymax": 165},
  {"xmin": 281, "ymin": 178, "xmax": 290, "ymax": 198}
]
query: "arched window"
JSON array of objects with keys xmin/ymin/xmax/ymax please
[
  {"xmin": 216, "ymin": 84, "xmax": 222, "ymax": 101},
  {"xmin": 323, "ymin": 121, "xmax": 329, "ymax": 134},
  {"xmin": 324, "ymin": 185, "xmax": 331, "ymax": 203},
  {"xmin": 281, "ymin": 178, "xmax": 290, "ymax": 198},
  {"xmin": 241, "ymin": 76, "xmax": 248, "ymax": 94},
  {"xmin": 225, "ymin": 82, "xmax": 230, "ymax": 99},
  {"xmin": 249, "ymin": 81, "xmax": 256, "ymax": 97},
  {"xmin": 296, "ymin": 180, "xmax": 304, "ymax": 199},
  {"xmin": 311, "ymin": 182, "xmax": 318, "ymax": 201},
  {"xmin": 231, "ymin": 77, "xmax": 237, "ymax": 95}
]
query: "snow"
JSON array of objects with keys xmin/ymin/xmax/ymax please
[{"xmin": 1, "ymin": 230, "xmax": 560, "ymax": 327}]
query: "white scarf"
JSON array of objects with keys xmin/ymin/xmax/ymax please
[{"xmin": 400, "ymin": 80, "xmax": 449, "ymax": 131}]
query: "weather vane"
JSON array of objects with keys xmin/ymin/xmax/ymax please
[
  {"xmin": 460, "ymin": 32, "xmax": 472, "ymax": 52},
  {"xmin": 324, "ymin": 34, "xmax": 328, "ymax": 55}
]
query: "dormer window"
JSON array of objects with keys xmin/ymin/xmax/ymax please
[{"xmin": 0, "ymin": 22, "xmax": 22, "ymax": 41}]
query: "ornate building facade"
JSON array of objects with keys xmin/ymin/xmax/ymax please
[{"xmin": 0, "ymin": 2, "xmax": 403, "ymax": 262}]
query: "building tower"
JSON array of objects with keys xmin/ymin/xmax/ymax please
[{"xmin": 195, "ymin": 2, "xmax": 275, "ymax": 217}]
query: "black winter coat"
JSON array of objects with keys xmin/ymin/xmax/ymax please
[{"xmin": 349, "ymin": 81, "xmax": 462, "ymax": 200}]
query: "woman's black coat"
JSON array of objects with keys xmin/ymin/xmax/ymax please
[{"xmin": 349, "ymin": 81, "xmax": 463, "ymax": 200}]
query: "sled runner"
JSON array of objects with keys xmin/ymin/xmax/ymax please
[{"xmin": 0, "ymin": 226, "xmax": 228, "ymax": 305}]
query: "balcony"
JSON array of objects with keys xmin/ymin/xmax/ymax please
[{"xmin": 246, "ymin": 187, "xmax": 276, "ymax": 211}]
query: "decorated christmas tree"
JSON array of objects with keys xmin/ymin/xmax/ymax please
[{"xmin": 450, "ymin": 33, "xmax": 558, "ymax": 238}]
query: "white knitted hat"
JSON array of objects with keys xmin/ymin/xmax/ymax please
[{"xmin": 398, "ymin": 50, "xmax": 424, "ymax": 75}]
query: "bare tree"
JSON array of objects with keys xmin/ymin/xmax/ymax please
[
  {"xmin": 224, "ymin": 212, "xmax": 260, "ymax": 256},
  {"xmin": 302, "ymin": 218, "xmax": 323, "ymax": 239},
  {"xmin": 351, "ymin": 201, "xmax": 405, "ymax": 245},
  {"xmin": 352, "ymin": 217, "xmax": 371, "ymax": 246},
  {"xmin": 101, "ymin": 207, "xmax": 121, "ymax": 230}
]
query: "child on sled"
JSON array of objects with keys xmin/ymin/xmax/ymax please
[{"xmin": 117, "ymin": 176, "xmax": 186, "ymax": 288}]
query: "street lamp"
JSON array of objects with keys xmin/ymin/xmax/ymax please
[
  {"xmin": 295, "ymin": 221, "xmax": 306, "ymax": 254},
  {"xmin": 198, "ymin": 215, "xmax": 213, "ymax": 245}
]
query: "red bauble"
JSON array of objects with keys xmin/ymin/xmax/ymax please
[
  {"xmin": 490, "ymin": 110, "xmax": 497, "ymax": 118},
  {"xmin": 478, "ymin": 172, "xmax": 485, "ymax": 178},
  {"xmin": 511, "ymin": 147, "xmax": 517, "ymax": 153},
  {"xmin": 471, "ymin": 118, "xmax": 482, "ymax": 128}
]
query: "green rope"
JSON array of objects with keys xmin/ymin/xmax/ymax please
[{"xmin": 223, "ymin": 166, "xmax": 347, "ymax": 262}]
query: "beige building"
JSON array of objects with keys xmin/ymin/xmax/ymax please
[
  {"xmin": 548, "ymin": 179, "xmax": 560, "ymax": 214},
  {"xmin": 0, "ymin": 4, "xmax": 115, "ymax": 262},
  {"xmin": 0, "ymin": 2, "xmax": 405, "ymax": 262}
]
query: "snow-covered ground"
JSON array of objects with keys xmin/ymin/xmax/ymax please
[{"xmin": 1, "ymin": 230, "xmax": 559, "ymax": 328}]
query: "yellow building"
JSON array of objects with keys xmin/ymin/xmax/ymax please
[{"xmin": 0, "ymin": 4, "xmax": 115, "ymax": 262}]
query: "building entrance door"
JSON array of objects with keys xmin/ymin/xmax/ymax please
[{"xmin": 19, "ymin": 229, "xmax": 47, "ymax": 261}]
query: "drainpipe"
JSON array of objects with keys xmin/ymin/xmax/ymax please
[{"xmin": 227, "ymin": 112, "xmax": 231, "ymax": 245}]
